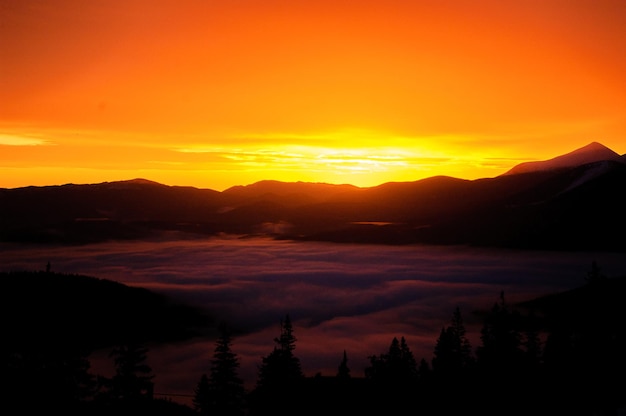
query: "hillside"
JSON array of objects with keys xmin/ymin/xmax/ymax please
[{"xmin": 1, "ymin": 270, "xmax": 212, "ymax": 352}]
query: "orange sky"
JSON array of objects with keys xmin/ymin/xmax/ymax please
[{"xmin": 1, "ymin": 0, "xmax": 625, "ymax": 190}]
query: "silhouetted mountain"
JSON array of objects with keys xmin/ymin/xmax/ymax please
[
  {"xmin": 1, "ymin": 143, "xmax": 624, "ymax": 251},
  {"xmin": 502, "ymin": 142, "xmax": 621, "ymax": 176},
  {"xmin": 223, "ymin": 180, "xmax": 359, "ymax": 205}
]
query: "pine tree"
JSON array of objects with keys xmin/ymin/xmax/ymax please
[
  {"xmin": 365, "ymin": 336, "xmax": 418, "ymax": 385},
  {"xmin": 337, "ymin": 350, "xmax": 350, "ymax": 380},
  {"xmin": 476, "ymin": 292, "xmax": 523, "ymax": 373},
  {"xmin": 432, "ymin": 306, "xmax": 474, "ymax": 377},
  {"xmin": 206, "ymin": 328, "xmax": 245, "ymax": 416},
  {"xmin": 365, "ymin": 336, "xmax": 419, "ymax": 413},
  {"xmin": 475, "ymin": 291, "xmax": 525, "ymax": 413},
  {"xmin": 25, "ymin": 346, "xmax": 97, "ymax": 413},
  {"xmin": 251, "ymin": 315, "xmax": 304, "ymax": 416},
  {"xmin": 522, "ymin": 313, "xmax": 542, "ymax": 369},
  {"xmin": 274, "ymin": 314, "xmax": 298, "ymax": 355},
  {"xmin": 399, "ymin": 336, "xmax": 418, "ymax": 381},
  {"xmin": 417, "ymin": 358, "xmax": 432, "ymax": 383},
  {"xmin": 193, "ymin": 374, "xmax": 210, "ymax": 416},
  {"xmin": 106, "ymin": 343, "xmax": 154, "ymax": 402},
  {"xmin": 256, "ymin": 314, "xmax": 303, "ymax": 389},
  {"xmin": 585, "ymin": 260, "xmax": 606, "ymax": 285}
]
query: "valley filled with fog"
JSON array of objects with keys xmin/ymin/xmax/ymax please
[{"xmin": 2, "ymin": 236, "xmax": 625, "ymax": 402}]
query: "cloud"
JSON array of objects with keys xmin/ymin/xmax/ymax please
[{"xmin": 0, "ymin": 134, "xmax": 49, "ymax": 146}]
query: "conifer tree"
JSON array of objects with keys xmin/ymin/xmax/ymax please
[
  {"xmin": 399, "ymin": 336, "xmax": 419, "ymax": 381},
  {"xmin": 206, "ymin": 328, "xmax": 245, "ymax": 416},
  {"xmin": 585, "ymin": 260, "xmax": 606, "ymax": 285},
  {"xmin": 251, "ymin": 315, "xmax": 304, "ymax": 416},
  {"xmin": 256, "ymin": 314, "xmax": 303, "ymax": 389},
  {"xmin": 193, "ymin": 374, "xmax": 210, "ymax": 416},
  {"xmin": 365, "ymin": 336, "xmax": 418, "ymax": 385},
  {"xmin": 432, "ymin": 306, "xmax": 474, "ymax": 377},
  {"xmin": 337, "ymin": 350, "xmax": 351, "ymax": 380},
  {"xmin": 365, "ymin": 336, "xmax": 419, "ymax": 413},
  {"xmin": 106, "ymin": 343, "xmax": 154, "ymax": 402},
  {"xmin": 522, "ymin": 314, "xmax": 542, "ymax": 369},
  {"xmin": 476, "ymin": 291, "xmax": 523, "ymax": 373},
  {"xmin": 417, "ymin": 358, "xmax": 432, "ymax": 382},
  {"xmin": 475, "ymin": 291, "xmax": 525, "ymax": 413}
]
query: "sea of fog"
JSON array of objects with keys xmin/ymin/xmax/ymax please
[{"xmin": 2, "ymin": 236, "xmax": 625, "ymax": 404}]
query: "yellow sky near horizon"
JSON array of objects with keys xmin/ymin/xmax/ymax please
[{"xmin": 1, "ymin": 0, "xmax": 625, "ymax": 190}]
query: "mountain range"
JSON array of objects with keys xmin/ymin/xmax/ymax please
[{"xmin": 1, "ymin": 142, "xmax": 624, "ymax": 251}]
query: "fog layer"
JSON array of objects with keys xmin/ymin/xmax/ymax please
[{"xmin": 2, "ymin": 236, "xmax": 625, "ymax": 401}]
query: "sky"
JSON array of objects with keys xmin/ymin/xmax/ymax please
[{"xmin": 1, "ymin": 0, "xmax": 625, "ymax": 190}]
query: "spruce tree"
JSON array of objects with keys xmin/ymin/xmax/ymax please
[
  {"xmin": 251, "ymin": 315, "xmax": 304, "ymax": 416},
  {"xmin": 337, "ymin": 350, "xmax": 351, "ymax": 379},
  {"xmin": 256, "ymin": 314, "xmax": 303, "ymax": 389},
  {"xmin": 106, "ymin": 343, "xmax": 154, "ymax": 402},
  {"xmin": 475, "ymin": 292, "xmax": 525, "ymax": 414},
  {"xmin": 476, "ymin": 291, "xmax": 523, "ymax": 373},
  {"xmin": 432, "ymin": 306, "xmax": 473, "ymax": 378},
  {"xmin": 585, "ymin": 260, "xmax": 606, "ymax": 285},
  {"xmin": 365, "ymin": 336, "xmax": 418, "ymax": 385},
  {"xmin": 522, "ymin": 315, "xmax": 542, "ymax": 369},
  {"xmin": 206, "ymin": 328, "xmax": 245, "ymax": 416},
  {"xmin": 399, "ymin": 336, "xmax": 419, "ymax": 382},
  {"xmin": 365, "ymin": 336, "xmax": 419, "ymax": 413},
  {"xmin": 193, "ymin": 374, "xmax": 210, "ymax": 416}
]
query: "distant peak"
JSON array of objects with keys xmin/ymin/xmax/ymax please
[
  {"xmin": 123, "ymin": 178, "xmax": 162, "ymax": 185},
  {"xmin": 502, "ymin": 142, "xmax": 620, "ymax": 176},
  {"xmin": 573, "ymin": 141, "xmax": 611, "ymax": 152},
  {"xmin": 98, "ymin": 178, "xmax": 165, "ymax": 189}
]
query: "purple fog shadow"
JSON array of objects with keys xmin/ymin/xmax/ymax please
[{"xmin": 2, "ymin": 236, "xmax": 625, "ymax": 402}]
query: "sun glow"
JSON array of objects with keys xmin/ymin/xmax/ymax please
[
  {"xmin": 1, "ymin": 1, "xmax": 624, "ymax": 190},
  {"xmin": 169, "ymin": 130, "xmax": 495, "ymax": 188}
]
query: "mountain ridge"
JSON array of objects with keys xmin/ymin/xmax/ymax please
[
  {"xmin": 501, "ymin": 141, "xmax": 622, "ymax": 176},
  {"xmin": 1, "ymin": 142, "xmax": 624, "ymax": 251}
]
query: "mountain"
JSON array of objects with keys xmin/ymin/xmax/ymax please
[
  {"xmin": 1, "ymin": 142, "xmax": 624, "ymax": 251},
  {"xmin": 502, "ymin": 142, "xmax": 622, "ymax": 175}
]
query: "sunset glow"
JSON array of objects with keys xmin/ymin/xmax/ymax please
[{"xmin": 2, "ymin": 0, "xmax": 625, "ymax": 190}]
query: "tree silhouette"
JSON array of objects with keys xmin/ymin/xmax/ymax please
[
  {"xmin": 256, "ymin": 314, "xmax": 303, "ymax": 389},
  {"xmin": 417, "ymin": 358, "xmax": 431, "ymax": 380},
  {"xmin": 475, "ymin": 292, "xmax": 527, "ymax": 415},
  {"xmin": 521, "ymin": 312, "xmax": 542, "ymax": 369},
  {"xmin": 336, "ymin": 350, "xmax": 350, "ymax": 380},
  {"xmin": 476, "ymin": 292, "xmax": 523, "ymax": 372},
  {"xmin": 193, "ymin": 374, "xmax": 210, "ymax": 416},
  {"xmin": 105, "ymin": 343, "xmax": 154, "ymax": 402},
  {"xmin": 202, "ymin": 327, "xmax": 245, "ymax": 416},
  {"xmin": 5, "ymin": 345, "xmax": 97, "ymax": 414},
  {"xmin": 399, "ymin": 337, "xmax": 418, "ymax": 381},
  {"xmin": 365, "ymin": 336, "xmax": 418, "ymax": 385},
  {"xmin": 250, "ymin": 315, "xmax": 304, "ymax": 416},
  {"xmin": 431, "ymin": 306, "xmax": 474, "ymax": 378},
  {"xmin": 364, "ymin": 336, "xmax": 419, "ymax": 413},
  {"xmin": 585, "ymin": 260, "xmax": 606, "ymax": 285}
]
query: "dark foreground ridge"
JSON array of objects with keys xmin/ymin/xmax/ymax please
[{"xmin": 2, "ymin": 270, "xmax": 212, "ymax": 351}]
